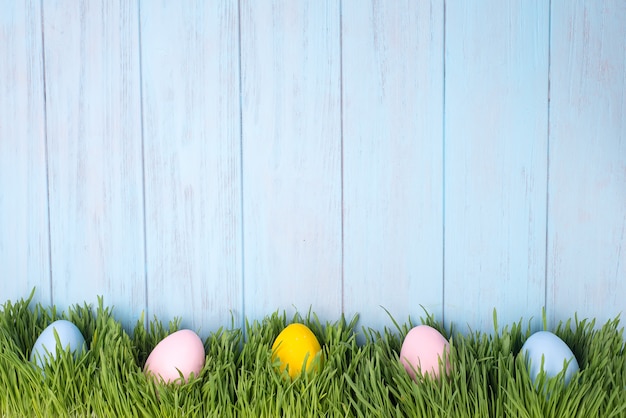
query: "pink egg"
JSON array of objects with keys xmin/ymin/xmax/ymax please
[
  {"xmin": 399, "ymin": 325, "xmax": 450, "ymax": 380},
  {"xmin": 144, "ymin": 329, "xmax": 205, "ymax": 383}
]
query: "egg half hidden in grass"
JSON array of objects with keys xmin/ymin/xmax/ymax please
[
  {"xmin": 520, "ymin": 331, "xmax": 579, "ymax": 387},
  {"xmin": 272, "ymin": 323, "xmax": 322, "ymax": 379},
  {"xmin": 144, "ymin": 329, "xmax": 206, "ymax": 384},
  {"xmin": 30, "ymin": 319, "xmax": 86, "ymax": 368},
  {"xmin": 400, "ymin": 325, "xmax": 450, "ymax": 380}
]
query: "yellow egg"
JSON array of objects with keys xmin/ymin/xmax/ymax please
[{"xmin": 271, "ymin": 323, "xmax": 322, "ymax": 379}]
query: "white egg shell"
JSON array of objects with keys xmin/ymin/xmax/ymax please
[
  {"xmin": 521, "ymin": 331, "xmax": 579, "ymax": 386},
  {"xmin": 144, "ymin": 329, "xmax": 206, "ymax": 384},
  {"xmin": 399, "ymin": 325, "xmax": 450, "ymax": 380},
  {"xmin": 30, "ymin": 320, "xmax": 86, "ymax": 368}
]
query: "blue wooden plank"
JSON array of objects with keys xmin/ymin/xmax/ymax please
[
  {"xmin": 444, "ymin": 0, "xmax": 550, "ymax": 333},
  {"xmin": 0, "ymin": 0, "xmax": 51, "ymax": 306},
  {"xmin": 547, "ymin": 0, "xmax": 626, "ymax": 327},
  {"xmin": 342, "ymin": 0, "xmax": 444, "ymax": 332},
  {"xmin": 42, "ymin": 0, "xmax": 145, "ymax": 328},
  {"xmin": 140, "ymin": 0, "xmax": 242, "ymax": 334},
  {"xmin": 240, "ymin": 0, "xmax": 343, "ymax": 322}
]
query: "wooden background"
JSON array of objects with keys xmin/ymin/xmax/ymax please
[{"xmin": 1, "ymin": 0, "xmax": 625, "ymax": 337}]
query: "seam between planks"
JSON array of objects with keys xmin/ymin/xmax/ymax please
[
  {"xmin": 339, "ymin": 0, "xmax": 345, "ymax": 316},
  {"xmin": 544, "ymin": 0, "xmax": 553, "ymax": 328},
  {"xmin": 40, "ymin": 0, "xmax": 53, "ymax": 307},
  {"xmin": 237, "ymin": 0, "xmax": 246, "ymax": 334},
  {"xmin": 441, "ymin": 0, "xmax": 447, "ymax": 327},
  {"xmin": 137, "ymin": 0, "xmax": 149, "ymax": 329}
]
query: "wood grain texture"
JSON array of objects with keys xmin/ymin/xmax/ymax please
[
  {"xmin": 547, "ymin": 0, "xmax": 626, "ymax": 326},
  {"xmin": 342, "ymin": 0, "xmax": 444, "ymax": 331},
  {"xmin": 444, "ymin": 0, "xmax": 550, "ymax": 332},
  {"xmin": 1, "ymin": 1, "xmax": 626, "ymax": 333},
  {"xmin": 0, "ymin": 0, "xmax": 50, "ymax": 305},
  {"xmin": 42, "ymin": 0, "xmax": 145, "ymax": 327},
  {"xmin": 240, "ymin": 0, "xmax": 342, "ymax": 322},
  {"xmin": 140, "ymin": 1, "xmax": 242, "ymax": 333}
]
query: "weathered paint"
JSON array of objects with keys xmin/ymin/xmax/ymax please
[
  {"xmin": 240, "ymin": 0, "xmax": 343, "ymax": 323},
  {"xmin": 444, "ymin": 0, "xmax": 549, "ymax": 332},
  {"xmin": 140, "ymin": 0, "xmax": 242, "ymax": 333},
  {"xmin": 0, "ymin": 0, "xmax": 624, "ymax": 336},
  {"xmin": 42, "ymin": 0, "xmax": 145, "ymax": 328},
  {"xmin": 0, "ymin": 0, "xmax": 50, "ymax": 305},
  {"xmin": 342, "ymin": 0, "xmax": 444, "ymax": 331},
  {"xmin": 548, "ymin": 0, "xmax": 626, "ymax": 327}
]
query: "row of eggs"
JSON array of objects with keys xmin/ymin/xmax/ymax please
[
  {"xmin": 399, "ymin": 325, "xmax": 579, "ymax": 387},
  {"xmin": 30, "ymin": 320, "xmax": 205, "ymax": 383},
  {"xmin": 30, "ymin": 320, "xmax": 579, "ymax": 387}
]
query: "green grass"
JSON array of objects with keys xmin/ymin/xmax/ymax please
[{"xmin": 0, "ymin": 292, "xmax": 624, "ymax": 417}]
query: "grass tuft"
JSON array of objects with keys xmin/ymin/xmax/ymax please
[{"xmin": 0, "ymin": 292, "xmax": 624, "ymax": 417}]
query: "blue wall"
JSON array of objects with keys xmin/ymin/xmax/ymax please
[{"xmin": 1, "ymin": 0, "xmax": 624, "ymax": 337}]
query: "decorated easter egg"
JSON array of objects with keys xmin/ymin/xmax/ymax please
[
  {"xmin": 272, "ymin": 323, "xmax": 322, "ymax": 379},
  {"xmin": 30, "ymin": 320, "xmax": 86, "ymax": 368},
  {"xmin": 521, "ymin": 331, "xmax": 579, "ymax": 387},
  {"xmin": 399, "ymin": 325, "xmax": 450, "ymax": 380},
  {"xmin": 144, "ymin": 329, "xmax": 205, "ymax": 383}
]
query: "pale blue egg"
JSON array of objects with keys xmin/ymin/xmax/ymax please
[
  {"xmin": 521, "ymin": 331, "xmax": 579, "ymax": 387},
  {"xmin": 30, "ymin": 320, "xmax": 86, "ymax": 368}
]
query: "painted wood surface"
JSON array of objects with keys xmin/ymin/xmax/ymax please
[
  {"xmin": 444, "ymin": 0, "xmax": 550, "ymax": 332},
  {"xmin": 342, "ymin": 0, "xmax": 444, "ymax": 331},
  {"xmin": 240, "ymin": 0, "xmax": 343, "ymax": 322},
  {"xmin": 140, "ymin": 1, "xmax": 242, "ymax": 333},
  {"xmin": 548, "ymin": 0, "xmax": 626, "ymax": 327},
  {"xmin": 0, "ymin": 0, "xmax": 50, "ymax": 305},
  {"xmin": 42, "ymin": 0, "xmax": 145, "ymax": 328},
  {"xmin": 0, "ymin": 0, "xmax": 624, "ymax": 335}
]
